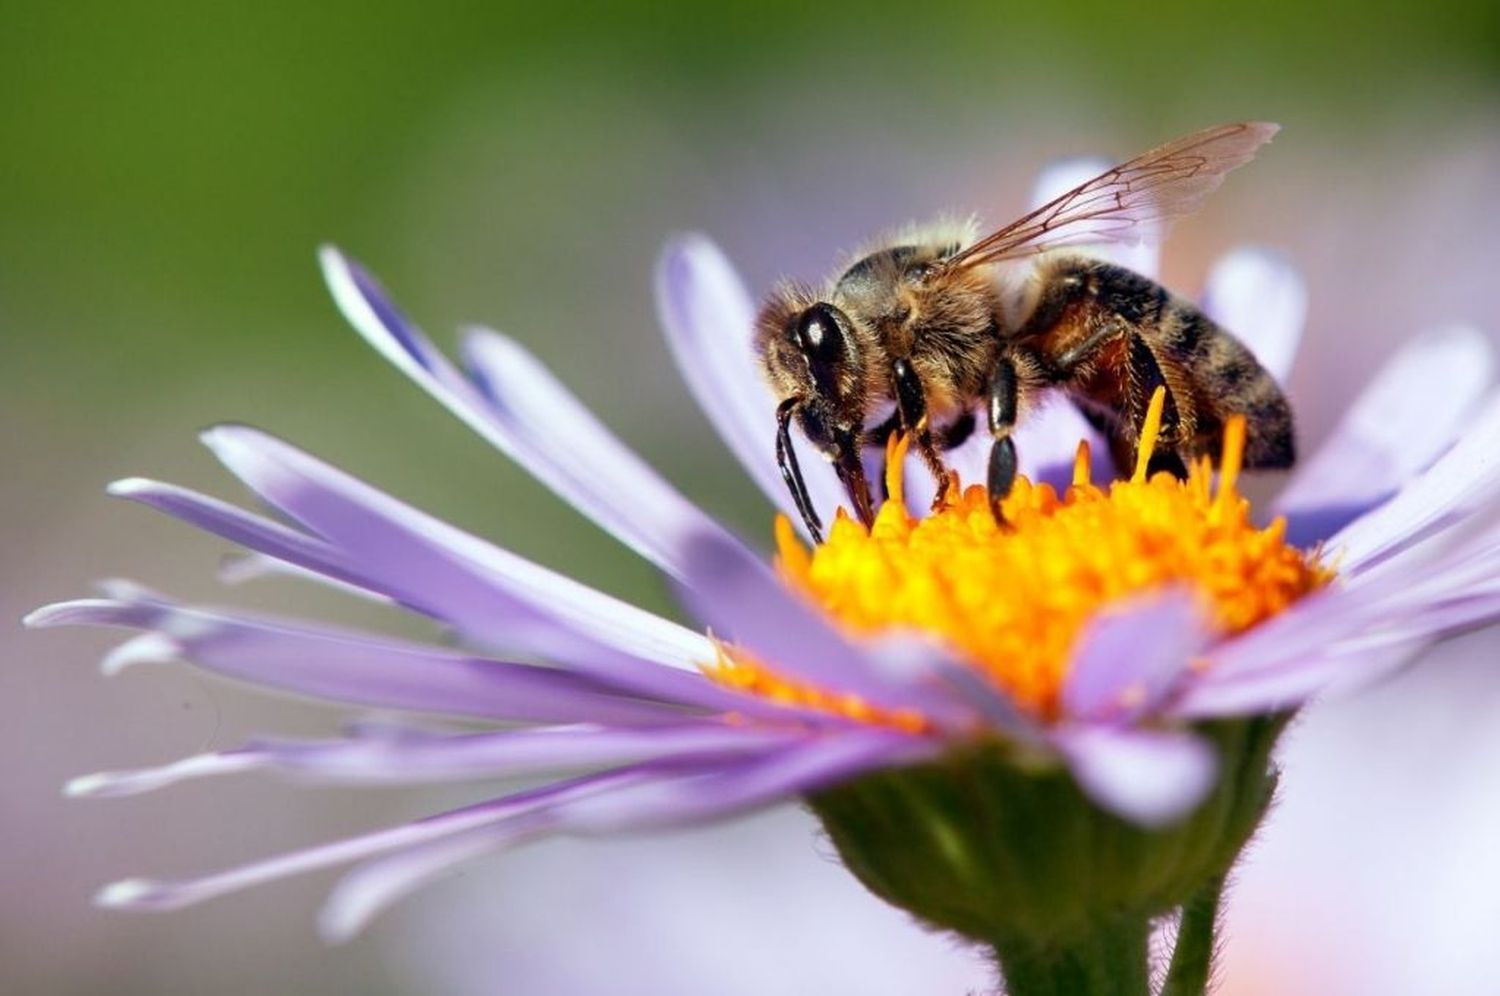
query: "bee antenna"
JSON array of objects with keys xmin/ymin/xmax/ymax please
[{"xmin": 776, "ymin": 397, "xmax": 825, "ymax": 544}]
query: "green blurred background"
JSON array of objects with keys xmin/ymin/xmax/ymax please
[{"xmin": 5, "ymin": 3, "xmax": 1499, "ymax": 993}]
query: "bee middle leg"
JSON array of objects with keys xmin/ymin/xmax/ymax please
[{"xmin": 985, "ymin": 353, "xmax": 1022, "ymax": 522}]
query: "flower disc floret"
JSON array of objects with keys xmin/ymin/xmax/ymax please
[{"xmin": 717, "ymin": 397, "xmax": 1332, "ymax": 721}]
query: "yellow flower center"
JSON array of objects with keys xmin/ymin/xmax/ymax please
[{"xmin": 708, "ymin": 390, "xmax": 1332, "ymax": 729}]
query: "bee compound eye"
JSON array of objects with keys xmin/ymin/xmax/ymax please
[
  {"xmin": 794, "ymin": 303, "xmax": 851, "ymax": 397},
  {"xmin": 795, "ymin": 304, "xmax": 845, "ymax": 361}
]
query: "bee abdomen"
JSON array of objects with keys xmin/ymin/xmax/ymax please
[{"xmin": 1176, "ymin": 303, "xmax": 1295, "ymax": 469}]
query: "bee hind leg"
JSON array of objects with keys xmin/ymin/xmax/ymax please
[{"xmin": 1123, "ymin": 334, "xmax": 1190, "ymax": 479}]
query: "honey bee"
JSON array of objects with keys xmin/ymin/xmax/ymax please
[{"xmin": 756, "ymin": 122, "xmax": 1295, "ymax": 542}]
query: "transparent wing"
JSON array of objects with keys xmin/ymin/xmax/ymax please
[{"xmin": 944, "ymin": 122, "xmax": 1279, "ymax": 271}]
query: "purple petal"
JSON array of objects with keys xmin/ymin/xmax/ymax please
[
  {"xmin": 1329, "ymin": 386, "xmax": 1500, "ymax": 573},
  {"xmin": 459, "ymin": 327, "xmax": 753, "ymax": 579},
  {"xmin": 65, "ymin": 751, "xmax": 266, "ymax": 799},
  {"xmin": 106, "ymin": 478, "xmax": 368, "ymax": 591},
  {"xmin": 1053, "ymin": 726, "xmax": 1217, "ymax": 827},
  {"xmin": 218, "ymin": 551, "xmax": 395, "ymax": 603},
  {"xmin": 655, "ymin": 235, "xmax": 845, "ymax": 534},
  {"xmin": 262, "ymin": 724, "xmax": 809, "ymax": 784},
  {"xmin": 1061, "ymin": 590, "xmax": 1210, "ymax": 723},
  {"xmin": 319, "ymin": 823, "xmax": 523, "ymax": 942},
  {"xmin": 1200, "ymin": 247, "xmax": 1305, "ymax": 386},
  {"xmin": 1176, "ymin": 532, "xmax": 1500, "ymax": 717},
  {"xmin": 675, "ymin": 529, "xmax": 984, "ymax": 730},
  {"xmin": 319, "ymin": 729, "xmax": 926, "ymax": 939},
  {"xmin": 94, "ymin": 466, "xmax": 848, "ymax": 723},
  {"xmin": 197, "ymin": 427, "xmax": 720, "ymax": 685},
  {"xmin": 1174, "ymin": 642, "xmax": 1428, "ymax": 718},
  {"xmin": 27, "ymin": 591, "xmax": 696, "ymax": 725},
  {"xmin": 1029, "ymin": 157, "xmax": 1161, "ymax": 278},
  {"xmin": 69, "ymin": 724, "xmax": 808, "ymax": 796},
  {"xmin": 1277, "ymin": 327, "xmax": 1495, "ymax": 548},
  {"xmin": 94, "ymin": 770, "xmax": 641, "ymax": 913},
  {"xmin": 1016, "ymin": 399, "xmax": 1111, "ymax": 487},
  {"xmin": 545, "ymin": 728, "xmax": 934, "ymax": 833},
  {"xmin": 320, "ymin": 246, "xmax": 730, "ymax": 578}
]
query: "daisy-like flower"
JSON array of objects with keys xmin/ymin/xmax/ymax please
[{"xmin": 28, "ymin": 158, "xmax": 1500, "ymax": 992}]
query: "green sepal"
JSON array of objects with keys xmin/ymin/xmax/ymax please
[{"xmin": 808, "ymin": 716, "xmax": 1284, "ymax": 992}]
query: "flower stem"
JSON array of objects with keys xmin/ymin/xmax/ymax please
[
  {"xmin": 992, "ymin": 916, "xmax": 1152, "ymax": 996},
  {"xmin": 1160, "ymin": 873, "xmax": 1226, "ymax": 996}
]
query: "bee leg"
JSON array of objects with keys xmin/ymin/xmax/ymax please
[
  {"xmin": 891, "ymin": 357, "xmax": 954, "ymax": 508},
  {"xmin": 832, "ymin": 426, "xmax": 876, "ymax": 528},
  {"xmin": 863, "ymin": 410, "xmax": 901, "ymax": 503},
  {"xmin": 986, "ymin": 356, "xmax": 1020, "ymax": 524},
  {"xmin": 1125, "ymin": 334, "xmax": 1189, "ymax": 479},
  {"xmin": 775, "ymin": 397, "xmax": 825, "ymax": 543}
]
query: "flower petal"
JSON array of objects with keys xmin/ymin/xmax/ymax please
[
  {"xmin": 69, "ymin": 724, "xmax": 807, "ymax": 796},
  {"xmin": 93, "ymin": 770, "xmax": 645, "ymax": 913},
  {"xmin": 320, "ymin": 729, "xmax": 926, "ymax": 939},
  {"xmin": 1052, "ymin": 726, "xmax": 1218, "ymax": 827},
  {"xmin": 1177, "ymin": 532, "xmax": 1500, "ymax": 717},
  {"xmin": 655, "ymin": 235, "xmax": 845, "ymax": 533},
  {"xmin": 1326, "ymin": 385, "xmax": 1500, "ymax": 572},
  {"xmin": 1016, "ymin": 400, "xmax": 1111, "ymax": 487},
  {"xmin": 106, "ymin": 478, "xmax": 365, "ymax": 590},
  {"xmin": 1277, "ymin": 327, "xmax": 1495, "ymax": 548},
  {"xmin": 1061, "ymin": 590, "xmax": 1210, "ymax": 723},
  {"xmin": 65, "ymin": 751, "xmax": 266, "ymax": 799},
  {"xmin": 675, "ymin": 529, "xmax": 984, "ymax": 729},
  {"xmin": 1199, "ymin": 247, "xmax": 1306, "ymax": 386},
  {"xmin": 460, "ymin": 327, "xmax": 753, "ymax": 576},
  {"xmin": 535, "ymin": 728, "xmax": 933, "ymax": 833},
  {"xmin": 319, "ymin": 825, "xmax": 518, "ymax": 943},
  {"xmin": 1173, "ymin": 642, "xmax": 1428, "ymax": 718},
  {"xmin": 321, "ymin": 246, "xmax": 733, "ymax": 578},
  {"xmin": 27, "ymin": 591, "xmax": 696, "ymax": 725},
  {"xmin": 198, "ymin": 426, "xmax": 713, "ymax": 675}
]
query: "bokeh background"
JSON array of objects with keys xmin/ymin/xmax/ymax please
[{"xmin": 6, "ymin": 3, "xmax": 1500, "ymax": 993}]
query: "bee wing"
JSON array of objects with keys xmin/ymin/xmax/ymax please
[{"xmin": 945, "ymin": 122, "xmax": 1279, "ymax": 270}]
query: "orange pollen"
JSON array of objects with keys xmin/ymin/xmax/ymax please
[{"xmin": 706, "ymin": 389, "xmax": 1334, "ymax": 728}]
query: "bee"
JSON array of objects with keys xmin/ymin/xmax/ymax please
[{"xmin": 756, "ymin": 122, "xmax": 1295, "ymax": 542}]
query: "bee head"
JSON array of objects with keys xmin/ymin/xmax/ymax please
[
  {"xmin": 756, "ymin": 299, "xmax": 866, "ymax": 452},
  {"xmin": 755, "ymin": 294, "xmax": 876, "ymax": 532}
]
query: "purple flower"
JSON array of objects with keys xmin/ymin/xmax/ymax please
[{"xmin": 27, "ymin": 159, "xmax": 1500, "ymax": 950}]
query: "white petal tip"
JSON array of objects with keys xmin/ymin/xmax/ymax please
[
  {"xmin": 22, "ymin": 604, "xmax": 69, "ymax": 629},
  {"xmin": 94, "ymin": 578, "xmax": 155, "ymax": 600},
  {"xmin": 95, "ymin": 878, "xmax": 171, "ymax": 910},
  {"xmin": 317, "ymin": 244, "xmax": 352, "ymax": 283},
  {"xmin": 316, "ymin": 906, "xmax": 365, "ymax": 946},
  {"xmin": 1061, "ymin": 728, "xmax": 1219, "ymax": 828},
  {"xmin": 217, "ymin": 553, "xmax": 273, "ymax": 585},
  {"xmin": 64, "ymin": 773, "xmax": 112, "ymax": 798},
  {"xmin": 105, "ymin": 477, "xmax": 155, "ymax": 498},
  {"xmin": 101, "ymin": 634, "xmax": 179, "ymax": 675}
]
